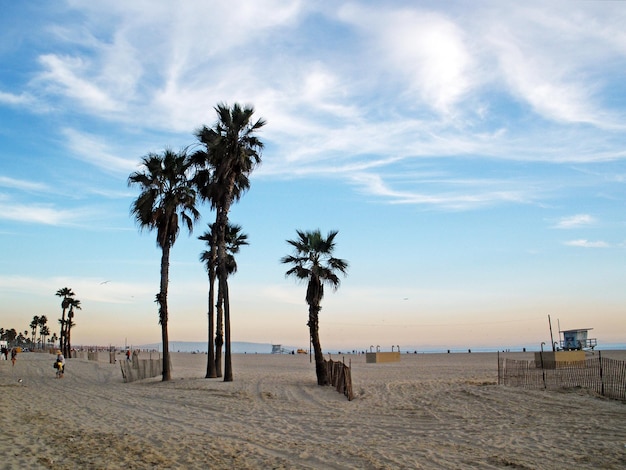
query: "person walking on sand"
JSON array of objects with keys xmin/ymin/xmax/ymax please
[
  {"xmin": 55, "ymin": 350, "xmax": 65, "ymax": 378},
  {"xmin": 11, "ymin": 348, "xmax": 17, "ymax": 366}
]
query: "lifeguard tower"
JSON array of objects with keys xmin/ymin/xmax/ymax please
[
  {"xmin": 535, "ymin": 319, "xmax": 597, "ymax": 368},
  {"xmin": 271, "ymin": 344, "xmax": 291, "ymax": 354},
  {"xmin": 559, "ymin": 328, "xmax": 597, "ymax": 351}
]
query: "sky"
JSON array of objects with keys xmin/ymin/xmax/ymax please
[{"xmin": 1, "ymin": 0, "xmax": 625, "ymax": 352}]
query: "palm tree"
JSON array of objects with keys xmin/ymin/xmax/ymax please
[
  {"xmin": 65, "ymin": 298, "xmax": 81, "ymax": 356},
  {"xmin": 193, "ymin": 102, "xmax": 265, "ymax": 382},
  {"xmin": 281, "ymin": 230, "xmax": 349, "ymax": 386},
  {"xmin": 56, "ymin": 287, "xmax": 75, "ymax": 354},
  {"xmin": 30, "ymin": 316, "xmax": 39, "ymax": 346},
  {"xmin": 40, "ymin": 325, "xmax": 50, "ymax": 350},
  {"xmin": 199, "ymin": 222, "xmax": 249, "ymax": 378},
  {"xmin": 38, "ymin": 316, "xmax": 48, "ymax": 349},
  {"xmin": 128, "ymin": 148, "xmax": 200, "ymax": 381}
]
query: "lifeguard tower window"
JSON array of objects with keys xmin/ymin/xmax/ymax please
[{"xmin": 559, "ymin": 328, "xmax": 597, "ymax": 350}]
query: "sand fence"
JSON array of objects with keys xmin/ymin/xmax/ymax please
[
  {"xmin": 119, "ymin": 351, "xmax": 163, "ymax": 382},
  {"xmin": 324, "ymin": 356, "xmax": 354, "ymax": 400},
  {"xmin": 498, "ymin": 351, "xmax": 626, "ymax": 400}
]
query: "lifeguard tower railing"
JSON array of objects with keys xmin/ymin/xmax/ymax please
[{"xmin": 559, "ymin": 338, "xmax": 597, "ymax": 350}]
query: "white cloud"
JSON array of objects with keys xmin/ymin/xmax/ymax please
[
  {"xmin": 485, "ymin": 3, "xmax": 626, "ymax": 128},
  {"xmin": 553, "ymin": 214, "xmax": 595, "ymax": 229},
  {"xmin": 564, "ymin": 239, "xmax": 609, "ymax": 248},
  {"xmin": 337, "ymin": 5, "xmax": 475, "ymax": 114}
]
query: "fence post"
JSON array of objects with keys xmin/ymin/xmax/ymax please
[
  {"xmin": 497, "ymin": 352, "xmax": 500, "ymax": 385},
  {"xmin": 598, "ymin": 350, "xmax": 604, "ymax": 397},
  {"xmin": 539, "ymin": 350, "xmax": 546, "ymax": 389}
]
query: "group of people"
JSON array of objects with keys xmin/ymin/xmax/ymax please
[
  {"xmin": 1, "ymin": 346, "xmax": 18, "ymax": 366},
  {"xmin": 2, "ymin": 346, "xmax": 66, "ymax": 377}
]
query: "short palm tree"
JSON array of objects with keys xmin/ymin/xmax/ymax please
[
  {"xmin": 38, "ymin": 316, "xmax": 48, "ymax": 349},
  {"xmin": 199, "ymin": 222, "xmax": 249, "ymax": 378},
  {"xmin": 30, "ymin": 316, "xmax": 39, "ymax": 347},
  {"xmin": 281, "ymin": 230, "xmax": 348, "ymax": 385},
  {"xmin": 193, "ymin": 103, "xmax": 265, "ymax": 382},
  {"xmin": 128, "ymin": 148, "xmax": 200, "ymax": 381},
  {"xmin": 56, "ymin": 287, "xmax": 75, "ymax": 354},
  {"xmin": 40, "ymin": 325, "xmax": 50, "ymax": 350}
]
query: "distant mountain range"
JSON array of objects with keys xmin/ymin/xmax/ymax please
[{"xmin": 137, "ymin": 341, "xmax": 297, "ymax": 354}]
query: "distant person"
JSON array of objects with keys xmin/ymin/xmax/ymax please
[
  {"xmin": 126, "ymin": 349, "xmax": 131, "ymax": 361},
  {"xmin": 11, "ymin": 348, "xmax": 17, "ymax": 366},
  {"xmin": 55, "ymin": 350, "xmax": 65, "ymax": 378},
  {"xmin": 1, "ymin": 346, "xmax": 7, "ymax": 360}
]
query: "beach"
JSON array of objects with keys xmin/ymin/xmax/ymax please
[{"xmin": 1, "ymin": 350, "xmax": 625, "ymax": 469}]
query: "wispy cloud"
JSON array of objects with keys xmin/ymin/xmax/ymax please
[
  {"xmin": 349, "ymin": 173, "xmax": 532, "ymax": 210},
  {"xmin": 10, "ymin": 0, "xmax": 626, "ymax": 210},
  {"xmin": 0, "ymin": 176, "xmax": 50, "ymax": 192},
  {"xmin": 563, "ymin": 239, "xmax": 609, "ymax": 248},
  {"xmin": 0, "ymin": 202, "xmax": 87, "ymax": 226},
  {"xmin": 0, "ymin": 90, "xmax": 33, "ymax": 106},
  {"xmin": 61, "ymin": 128, "xmax": 140, "ymax": 174},
  {"xmin": 553, "ymin": 214, "xmax": 595, "ymax": 229}
]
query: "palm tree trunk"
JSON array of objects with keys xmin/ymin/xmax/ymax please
[
  {"xmin": 215, "ymin": 280, "xmax": 224, "ymax": 377},
  {"xmin": 160, "ymin": 244, "xmax": 171, "ymax": 381},
  {"xmin": 223, "ymin": 275, "xmax": 233, "ymax": 382},
  {"xmin": 59, "ymin": 305, "xmax": 67, "ymax": 354},
  {"xmin": 205, "ymin": 269, "xmax": 217, "ymax": 378},
  {"xmin": 66, "ymin": 322, "xmax": 72, "ymax": 358},
  {"xmin": 216, "ymin": 185, "xmax": 234, "ymax": 381},
  {"xmin": 309, "ymin": 305, "xmax": 328, "ymax": 386}
]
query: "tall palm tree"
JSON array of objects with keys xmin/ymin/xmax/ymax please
[
  {"xmin": 198, "ymin": 223, "xmax": 218, "ymax": 378},
  {"xmin": 193, "ymin": 102, "xmax": 265, "ymax": 382},
  {"xmin": 128, "ymin": 148, "xmax": 200, "ymax": 381},
  {"xmin": 199, "ymin": 222, "xmax": 248, "ymax": 378},
  {"xmin": 281, "ymin": 230, "xmax": 349, "ymax": 386},
  {"xmin": 65, "ymin": 298, "xmax": 81, "ymax": 356},
  {"xmin": 55, "ymin": 287, "xmax": 75, "ymax": 354}
]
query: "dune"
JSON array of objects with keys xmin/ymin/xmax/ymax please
[{"xmin": 1, "ymin": 350, "xmax": 625, "ymax": 469}]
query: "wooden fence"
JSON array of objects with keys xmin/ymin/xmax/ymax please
[
  {"xmin": 498, "ymin": 352, "xmax": 626, "ymax": 401},
  {"xmin": 120, "ymin": 354, "xmax": 163, "ymax": 383},
  {"xmin": 324, "ymin": 357, "xmax": 354, "ymax": 401}
]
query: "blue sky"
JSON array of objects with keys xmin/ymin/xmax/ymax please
[{"xmin": 1, "ymin": 1, "xmax": 625, "ymax": 351}]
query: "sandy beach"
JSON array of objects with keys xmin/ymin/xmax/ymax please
[{"xmin": 1, "ymin": 350, "xmax": 625, "ymax": 469}]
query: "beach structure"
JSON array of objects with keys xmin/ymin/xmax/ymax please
[
  {"xmin": 271, "ymin": 344, "xmax": 292, "ymax": 354},
  {"xmin": 365, "ymin": 345, "xmax": 401, "ymax": 364},
  {"xmin": 559, "ymin": 328, "xmax": 596, "ymax": 351},
  {"xmin": 534, "ymin": 324, "xmax": 597, "ymax": 368},
  {"xmin": 534, "ymin": 350, "xmax": 586, "ymax": 368}
]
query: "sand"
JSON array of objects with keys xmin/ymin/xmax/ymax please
[{"xmin": 1, "ymin": 349, "xmax": 625, "ymax": 469}]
